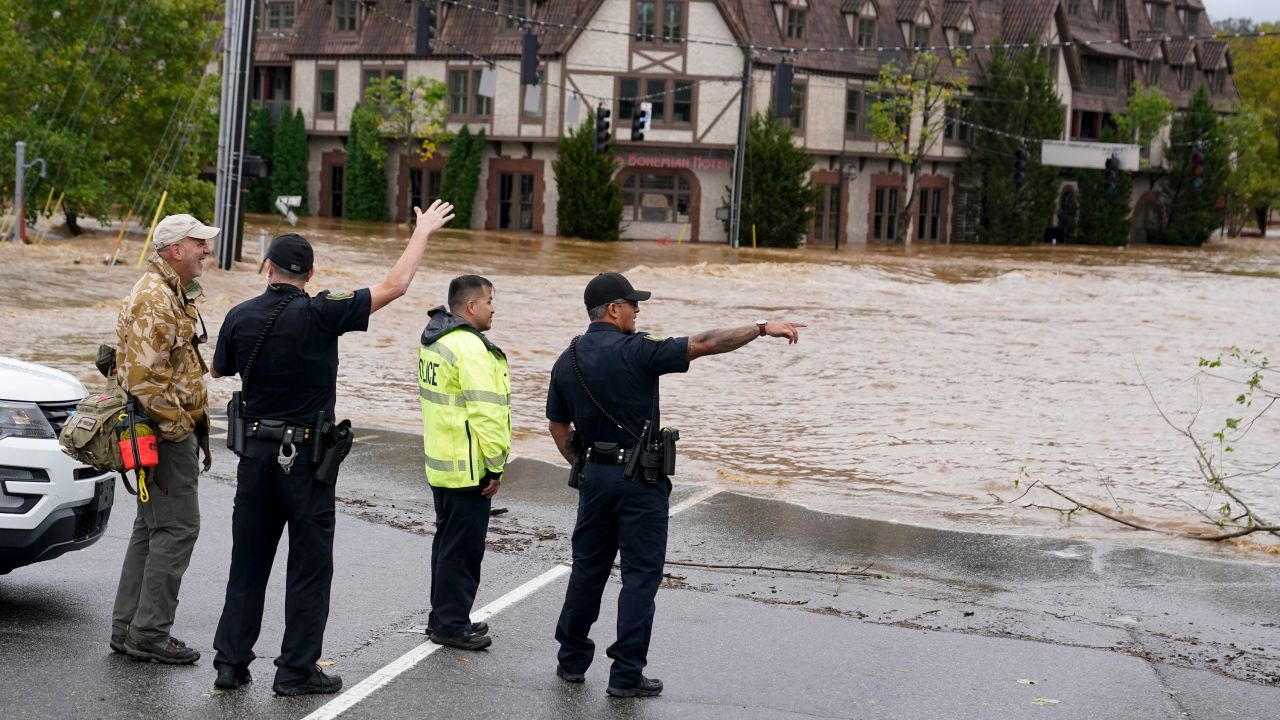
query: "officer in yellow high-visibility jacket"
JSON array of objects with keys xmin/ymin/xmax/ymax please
[{"xmin": 418, "ymin": 275, "xmax": 509, "ymax": 651}]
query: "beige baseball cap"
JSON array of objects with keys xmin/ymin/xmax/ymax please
[{"xmin": 152, "ymin": 213, "xmax": 220, "ymax": 250}]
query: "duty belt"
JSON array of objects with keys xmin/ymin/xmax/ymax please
[
  {"xmin": 585, "ymin": 441, "xmax": 630, "ymax": 465},
  {"xmin": 244, "ymin": 419, "xmax": 314, "ymax": 475}
]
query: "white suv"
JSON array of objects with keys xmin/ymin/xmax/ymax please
[{"xmin": 0, "ymin": 357, "xmax": 115, "ymax": 574}]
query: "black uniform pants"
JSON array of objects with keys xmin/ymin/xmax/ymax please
[
  {"xmin": 428, "ymin": 485, "xmax": 492, "ymax": 637},
  {"xmin": 555, "ymin": 464, "xmax": 669, "ymax": 688},
  {"xmin": 213, "ymin": 437, "xmax": 336, "ymax": 684}
]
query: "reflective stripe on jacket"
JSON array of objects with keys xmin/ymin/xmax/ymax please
[{"xmin": 419, "ymin": 326, "xmax": 511, "ymax": 489}]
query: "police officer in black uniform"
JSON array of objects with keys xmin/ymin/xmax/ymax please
[
  {"xmin": 209, "ymin": 200, "xmax": 453, "ymax": 696},
  {"xmin": 546, "ymin": 271, "xmax": 804, "ymax": 697}
]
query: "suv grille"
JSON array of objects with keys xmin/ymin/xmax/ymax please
[{"xmin": 38, "ymin": 401, "xmax": 80, "ymax": 434}]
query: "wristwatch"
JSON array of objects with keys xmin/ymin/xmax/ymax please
[{"xmin": 756, "ymin": 319, "xmax": 768, "ymax": 336}]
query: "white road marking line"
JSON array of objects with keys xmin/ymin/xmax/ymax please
[
  {"xmin": 302, "ymin": 482, "xmax": 723, "ymax": 719},
  {"xmin": 353, "ymin": 434, "xmax": 381, "ymax": 443}
]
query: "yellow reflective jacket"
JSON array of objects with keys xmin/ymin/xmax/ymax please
[{"xmin": 418, "ymin": 307, "xmax": 511, "ymax": 489}]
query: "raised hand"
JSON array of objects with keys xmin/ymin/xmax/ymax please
[{"xmin": 413, "ymin": 199, "xmax": 457, "ymax": 237}]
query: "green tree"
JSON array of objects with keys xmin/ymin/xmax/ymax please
[
  {"xmin": 1154, "ymin": 88, "xmax": 1226, "ymax": 246},
  {"xmin": 869, "ymin": 51, "xmax": 968, "ymax": 242},
  {"xmin": 363, "ymin": 76, "xmax": 451, "ymax": 163},
  {"xmin": 955, "ymin": 45, "xmax": 1063, "ymax": 244},
  {"xmin": 1221, "ymin": 20, "xmax": 1280, "ymax": 232},
  {"xmin": 1114, "ymin": 83, "xmax": 1175, "ymax": 165},
  {"xmin": 727, "ymin": 112, "xmax": 818, "ymax": 248},
  {"xmin": 272, "ymin": 108, "xmax": 309, "ymax": 215},
  {"xmin": 1223, "ymin": 105, "xmax": 1280, "ymax": 234},
  {"xmin": 553, "ymin": 110, "xmax": 623, "ymax": 241},
  {"xmin": 343, "ymin": 104, "xmax": 387, "ymax": 222},
  {"xmin": 438, "ymin": 126, "xmax": 485, "ymax": 228},
  {"xmin": 1076, "ymin": 164, "xmax": 1133, "ymax": 247},
  {"xmin": 246, "ymin": 104, "xmax": 275, "ymax": 213},
  {"xmin": 0, "ymin": 0, "xmax": 222, "ymax": 233}
]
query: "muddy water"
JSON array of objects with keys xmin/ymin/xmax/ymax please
[{"xmin": 3, "ymin": 218, "xmax": 1278, "ymax": 559}]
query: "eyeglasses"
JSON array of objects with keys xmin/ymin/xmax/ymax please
[{"xmin": 609, "ymin": 299, "xmax": 638, "ymax": 310}]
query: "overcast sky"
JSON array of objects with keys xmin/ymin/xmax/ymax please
[{"xmin": 1206, "ymin": 0, "xmax": 1280, "ymax": 22}]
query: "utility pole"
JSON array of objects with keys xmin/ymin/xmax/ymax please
[
  {"xmin": 728, "ymin": 52, "xmax": 753, "ymax": 249},
  {"xmin": 12, "ymin": 141, "xmax": 47, "ymax": 244},
  {"xmin": 214, "ymin": 0, "xmax": 256, "ymax": 270}
]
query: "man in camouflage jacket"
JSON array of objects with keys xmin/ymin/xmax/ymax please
[{"xmin": 110, "ymin": 213, "xmax": 216, "ymax": 665}]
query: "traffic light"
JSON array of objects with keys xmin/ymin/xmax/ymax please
[
  {"xmin": 415, "ymin": 0, "xmax": 438, "ymax": 56},
  {"xmin": 1190, "ymin": 149, "xmax": 1205, "ymax": 189},
  {"xmin": 520, "ymin": 31, "xmax": 540, "ymax": 86},
  {"xmin": 594, "ymin": 105, "xmax": 611, "ymax": 154},
  {"xmin": 772, "ymin": 62, "xmax": 793, "ymax": 120},
  {"xmin": 1103, "ymin": 155, "xmax": 1119, "ymax": 195},
  {"xmin": 1013, "ymin": 145, "xmax": 1028, "ymax": 188},
  {"xmin": 631, "ymin": 101, "xmax": 651, "ymax": 142}
]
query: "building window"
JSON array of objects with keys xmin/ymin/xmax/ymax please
[
  {"xmin": 498, "ymin": 172, "xmax": 535, "ymax": 230},
  {"xmin": 1150, "ymin": 4, "xmax": 1166, "ymax": 31},
  {"xmin": 1147, "ymin": 61, "xmax": 1161, "ymax": 86},
  {"xmin": 621, "ymin": 173, "xmax": 692, "ymax": 223},
  {"xmin": 334, "ymin": 0, "xmax": 359, "ymax": 32},
  {"xmin": 944, "ymin": 103, "xmax": 971, "ymax": 142},
  {"xmin": 789, "ymin": 83, "xmax": 806, "ymax": 130},
  {"xmin": 1184, "ymin": 10, "xmax": 1199, "ymax": 29},
  {"xmin": 619, "ymin": 77, "xmax": 694, "ymax": 126},
  {"xmin": 786, "ymin": 9, "xmax": 806, "ymax": 40},
  {"xmin": 521, "ymin": 68, "xmax": 546, "ymax": 118},
  {"xmin": 873, "ymin": 186, "xmax": 900, "ymax": 242},
  {"xmin": 362, "ymin": 67, "xmax": 404, "ymax": 95},
  {"xmin": 1181, "ymin": 64, "xmax": 1195, "ymax": 90},
  {"xmin": 1099, "ymin": 0, "xmax": 1115, "ymax": 21},
  {"xmin": 917, "ymin": 187, "xmax": 942, "ymax": 241},
  {"xmin": 318, "ymin": 68, "xmax": 336, "ymax": 115},
  {"xmin": 914, "ymin": 25, "xmax": 930, "ymax": 50},
  {"xmin": 958, "ymin": 31, "xmax": 973, "ymax": 49},
  {"xmin": 857, "ymin": 17, "xmax": 876, "ymax": 48},
  {"xmin": 501, "ymin": 0, "xmax": 527, "ymax": 31},
  {"xmin": 410, "ymin": 167, "xmax": 443, "ymax": 212},
  {"xmin": 1210, "ymin": 69, "xmax": 1225, "ymax": 94},
  {"xmin": 1081, "ymin": 56, "xmax": 1117, "ymax": 90},
  {"xmin": 264, "ymin": 1, "xmax": 295, "ymax": 30},
  {"xmin": 635, "ymin": 0, "xmax": 684, "ymax": 43},
  {"xmin": 845, "ymin": 88, "xmax": 863, "ymax": 135},
  {"xmin": 1067, "ymin": 0, "xmax": 1080, "ymax": 15},
  {"xmin": 448, "ymin": 69, "xmax": 491, "ymax": 119}
]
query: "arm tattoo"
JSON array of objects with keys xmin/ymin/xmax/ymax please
[{"xmin": 690, "ymin": 325, "xmax": 757, "ymax": 358}]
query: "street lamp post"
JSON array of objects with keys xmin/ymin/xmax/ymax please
[{"xmin": 12, "ymin": 141, "xmax": 47, "ymax": 244}]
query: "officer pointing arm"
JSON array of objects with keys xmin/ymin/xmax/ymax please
[{"xmin": 548, "ymin": 315, "xmax": 805, "ymax": 463}]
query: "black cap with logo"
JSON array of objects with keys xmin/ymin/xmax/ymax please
[
  {"xmin": 584, "ymin": 272, "xmax": 652, "ymax": 309},
  {"xmin": 267, "ymin": 233, "xmax": 314, "ymax": 274}
]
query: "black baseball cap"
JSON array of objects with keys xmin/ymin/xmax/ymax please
[
  {"xmin": 267, "ymin": 233, "xmax": 314, "ymax": 274},
  {"xmin": 584, "ymin": 272, "xmax": 651, "ymax": 309}
]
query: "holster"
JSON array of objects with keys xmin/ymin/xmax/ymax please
[
  {"xmin": 226, "ymin": 391, "xmax": 245, "ymax": 455},
  {"xmin": 567, "ymin": 430, "xmax": 585, "ymax": 489},
  {"xmin": 315, "ymin": 419, "xmax": 353, "ymax": 487}
]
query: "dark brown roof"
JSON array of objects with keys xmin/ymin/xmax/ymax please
[
  {"xmin": 1000, "ymin": 0, "xmax": 1056, "ymax": 46},
  {"xmin": 840, "ymin": 0, "xmax": 864, "ymax": 13},
  {"xmin": 940, "ymin": 0, "xmax": 971, "ymax": 28},
  {"xmin": 1071, "ymin": 26, "xmax": 1140, "ymax": 59},
  {"xmin": 1165, "ymin": 38, "xmax": 1195, "ymax": 64},
  {"xmin": 1197, "ymin": 39, "xmax": 1227, "ymax": 69},
  {"xmin": 896, "ymin": 0, "xmax": 925, "ymax": 22},
  {"xmin": 1132, "ymin": 31, "xmax": 1163, "ymax": 61}
]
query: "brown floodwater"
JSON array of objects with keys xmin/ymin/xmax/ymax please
[{"xmin": 3, "ymin": 216, "xmax": 1278, "ymax": 560}]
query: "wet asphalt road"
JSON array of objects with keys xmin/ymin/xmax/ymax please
[{"xmin": 1, "ymin": 424, "xmax": 1279, "ymax": 719}]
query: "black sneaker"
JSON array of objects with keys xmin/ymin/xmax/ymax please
[
  {"xmin": 124, "ymin": 636, "xmax": 200, "ymax": 665},
  {"xmin": 426, "ymin": 622, "xmax": 489, "ymax": 636},
  {"xmin": 273, "ymin": 667, "xmax": 343, "ymax": 696},
  {"xmin": 607, "ymin": 676, "xmax": 663, "ymax": 698},
  {"xmin": 214, "ymin": 664, "xmax": 252, "ymax": 689},
  {"xmin": 429, "ymin": 629, "xmax": 492, "ymax": 651},
  {"xmin": 556, "ymin": 665, "xmax": 586, "ymax": 683}
]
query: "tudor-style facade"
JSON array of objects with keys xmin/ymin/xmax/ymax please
[{"xmin": 250, "ymin": 0, "xmax": 1236, "ymax": 245}]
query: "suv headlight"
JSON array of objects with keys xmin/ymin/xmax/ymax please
[{"xmin": 0, "ymin": 401, "xmax": 57, "ymax": 440}]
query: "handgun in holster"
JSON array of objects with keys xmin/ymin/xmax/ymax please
[
  {"xmin": 567, "ymin": 430, "xmax": 586, "ymax": 489},
  {"xmin": 623, "ymin": 420, "xmax": 653, "ymax": 481},
  {"xmin": 227, "ymin": 391, "xmax": 245, "ymax": 455}
]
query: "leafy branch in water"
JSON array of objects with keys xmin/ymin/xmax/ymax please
[{"xmin": 999, "ymin": 349, "xmax": 1280, "ymax": 544}]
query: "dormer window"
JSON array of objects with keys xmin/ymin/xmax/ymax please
[
  {"xmin": 912, "ymin": 9, "xmax": 933, "ymax": 51},
  {"xmin": 635, "ymin": 0, "xmax": 684, "ymax": 44},
  {"xmin": 945, "ymin": 14, "xmax": 976, "ymax": 50},
  {"xmin": 847, "ymin": 0, "xmax": 878, "ymax": 49},
  {"xmin": 786, "ymin": 7, "xmax": 806, "ymax": 40},
  {"xmin": 334, "ymin": 0, "xmax": 359, "ymax": 33},
  {"xmin": 1150, "ymin": 4, "xmax": 1166, "ymax": 31},
  {"xmin": 264, "ymin": 1, "xmax": 295, "ymax": 31},
  {"xmin": 1181, "ymin": 9, "xmax": 1199, "ymax": 30},
  {"xmin": 1181, "ymin": 63, "xmax": 1194, "ymax": 90},
  {"xmin": 1099, "ymin": 0, "xmax": 1115, "ymax": 21},
  {"xmin": 501, "ymin": 0, "xmax": 528, "ymax": 31},
  {"xmin": 1148, "ymin": 61, "xmax": 1161, "ymax": 85},
  {"xmin": 1067, "ymin": 0, "xmax": 1081, "ymax": 16}
]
